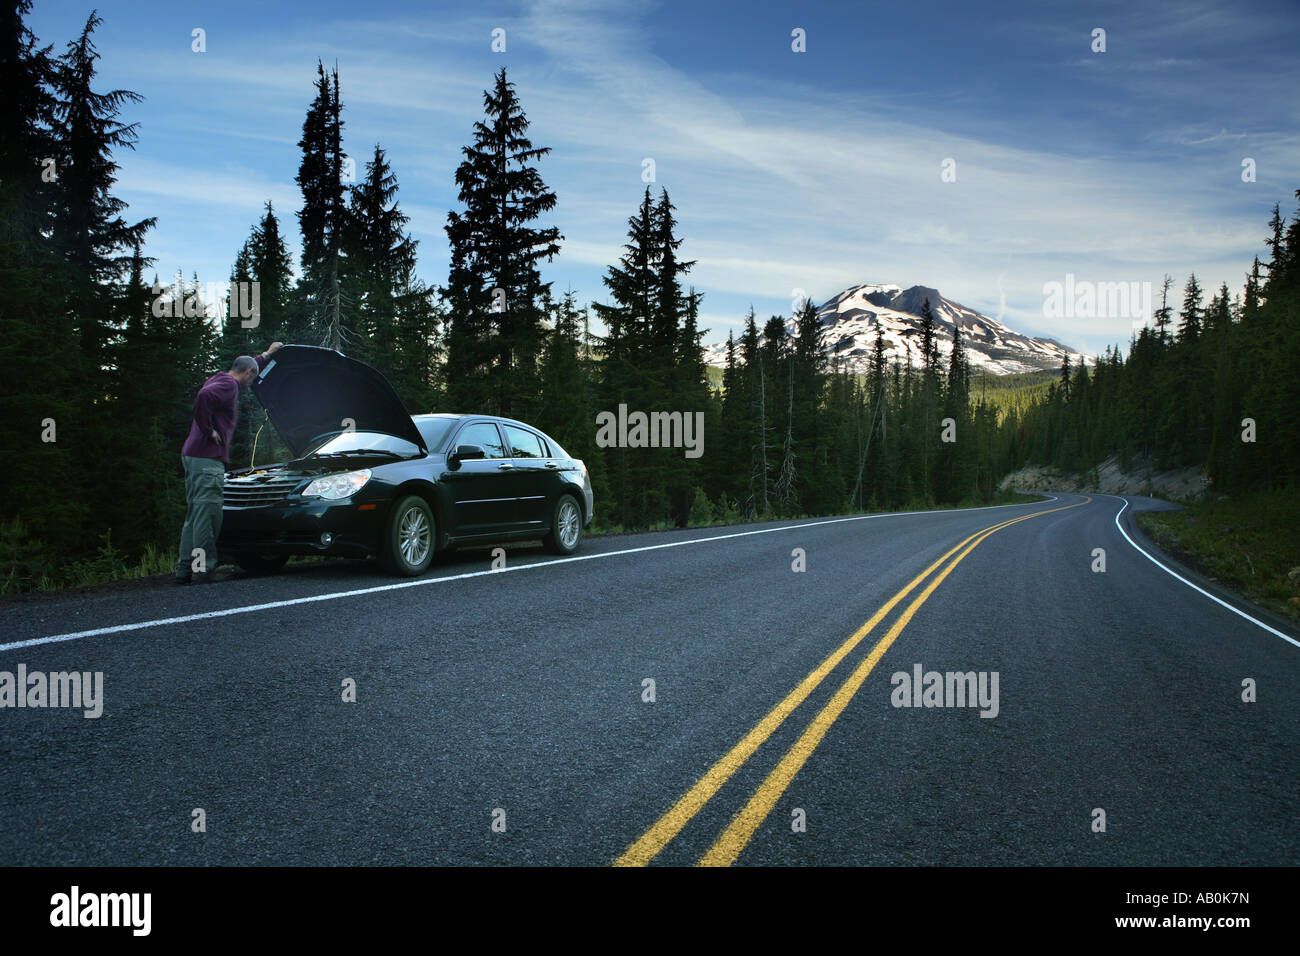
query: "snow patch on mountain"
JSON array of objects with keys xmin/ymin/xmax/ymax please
[{"xmin": 706, "ymin": 283, "xmax": 1091, "ymax": 376}]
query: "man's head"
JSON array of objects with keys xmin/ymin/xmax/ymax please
[{"xmin": 229, "ymin": 355, "xmax": 259, "ymax": 388}]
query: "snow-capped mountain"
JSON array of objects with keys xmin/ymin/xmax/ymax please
[{"xmin": 706, "ymin": 283, "xmax": 1090, "ymax": 375}]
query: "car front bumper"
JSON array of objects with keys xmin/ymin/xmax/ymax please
[{"xmin": 219, "ymin": 497, "xmax": 384, "ymax": 558}]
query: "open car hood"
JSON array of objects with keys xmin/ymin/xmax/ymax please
[{"xmin": 252, "ymin": 345, "xmax": 426, "ymax": 458}]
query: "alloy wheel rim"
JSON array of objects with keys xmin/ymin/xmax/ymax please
[
  {"xmin": 400, "ymin": 507, "xmax": 431, "ymax": 566},
  {"xmin": 559, "ymin": 500, "xmax": 579, "ymax": 548}
]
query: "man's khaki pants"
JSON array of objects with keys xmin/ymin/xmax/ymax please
[{"xmin": 175, "ymin": 455, "xmax": 225, "ymax": 580}]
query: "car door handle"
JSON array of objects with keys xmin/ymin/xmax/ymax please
[
  {"xmin": 545, "ymin": 462, "xmax": 559, "ymax": 469},
  {"xmin": 497, "ymin": 462, "xmax": 514, "ymax": 470}
]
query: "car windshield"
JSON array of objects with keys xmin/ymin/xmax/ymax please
[{"xmin": 306, "ymin": 430, "xmax": 421, "ymax": 459}]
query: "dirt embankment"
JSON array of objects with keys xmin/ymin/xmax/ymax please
[{"xmin": 999, "ymin": 455, "xmax": 1209, "ymax": 502}]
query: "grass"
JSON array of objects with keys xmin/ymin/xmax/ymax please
[
  {"xmin": 0, "ymin": 539, "xmax": 175, "ymax": 597},
  {"xmin": 0, "ymin": 519, "xmax": 323, "ymax": 597},
  {"xmin": 1136, "ymin": 488, "xmax": 1300, "ymax": 624}
]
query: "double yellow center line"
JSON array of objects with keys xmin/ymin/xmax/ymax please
[{"xmin": 614, "ymin": 497, "xmax": 1090, "ymax": 867}]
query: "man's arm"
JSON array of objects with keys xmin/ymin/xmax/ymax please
[
  {"xmin": 235, "ymin": 345, "xmax": 282, "ymax": 441},
  {"xmin": 256, "ymin": 341, "xmax": 284, "ymax": 369}
]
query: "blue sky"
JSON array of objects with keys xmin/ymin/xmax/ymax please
[{"xmin": 26, "ymin": 0, "xmax": 1300, "ymax": 356}]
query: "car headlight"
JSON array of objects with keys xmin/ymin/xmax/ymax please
[{"xmin": 302, "ymin": 469, "xmax": 372, "ymax": 500}]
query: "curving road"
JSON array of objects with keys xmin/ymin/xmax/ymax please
[{"xmin": 1, "ymin": 493, "xmax": 1296, "ymax": 866}]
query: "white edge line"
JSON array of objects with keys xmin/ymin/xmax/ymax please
[
  {"xmin": 1109, "ymin": 495, "xmax": 1300, "ymax": 650},
  {"xmin": 1, "ymin": 496, "xmax": 1058, "ymax": 654}
]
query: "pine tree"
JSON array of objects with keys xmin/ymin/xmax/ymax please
[
  {"xmin": 870, "ymin": 322, "xmax": 887, "ymax": 383},
  {"xmin": 654, "ymin": 190, "xmax": 700, "ymax": 525},
  {"xmin": 760, "ymin": 315, "xmax": 788, "ymax": 513},
  {"xmin": 674, "ymin": 287, "xmax": 714, "ymax": 524},
  {"xmin": 1278, "ymin": 189, "xmax": 1300, "ymax": 292},
  {"xmin": 0, "ymin": 0, "xmax": 83, "ymax": 565},
  {"xmin": 1206, "ymin": 283, "xmax": 1243, "ymax": 490},
  {"xmin": 48, "ymin": 11, "xmax": 157, "ymax": 558},
  {"xmin": 1205, "ymin": 282, "xmax": 1231, "ymax": 337},
  {"xmin": 918, "ymin": 298, "xmax": 939, "ymax": 374},
  {"xmin": 948, "ymin": 321, "xmax": 970, "ymax": 403},
  {"xmin": 1177, "ymin": 273, "xmax": 1203, "ymax": 342},
  {"xmin": 737, "ymin": 311, "xmax": 768, "ymax": 517},
  {"xmin": 345, "ymin": 144, "xmax": 417, "ymax": 370},
  {"xmin": 937, "ymin": 321, "xmax": 973, "ymax": 501},
  {"xmin": 0, "ymin": 0, "xmax": 57, "ymax": 246},
  {"xmin": 791, "ymin": 296, "xmax": 829, "ymax": 512},
  {"xmin": 856, "ymin": 322, "xmax": 890, "ymax": 508},
  {"xmin": 295, "ymin": 61, "xmax": 349, "ymax": 350},
  {"xmin": 117, "ymin": 258, "xmax": 215, "ymax": 547},
  {"xmin": 653, "ymin": 189, "xmax": 692, "ymax": 352},
  {"xmin": 591, "ymin": 188, "xmax": 659, "ymax": 526},
  {"xmin": 1262, "ymin": 202, "xmax": 1286, "ymax": 297},
  {"xmin": 251, "ymin": 202, "xmax": 293, "ymax": 339},
  {"xmin": 1153, "ymin": 274, "xmax": 1174, "ymax": 345},
  {"xmin": 221, "ymin": 203, "xmax": 294, "ymax": 467},
  {"xmin": 443, "ymin": 67, "xmax": 562, "ymax": 418},
  {"xmin": 592, "ymin": 187, "xmax": 656, "ymax": 372},
  {"xmin": 717, "ymin": 329, "xmax": 746, "ymax": 510},
  {"xmin": 537, "ymin": 289, "xmax": 606, "ymax": 507},
  {"xmin": 1243, "ymin": 257, "xmax": 1263, "ymax": 322},
  {"xmin": 388, "ymin": 280, "xmax": 442, "ymax": 411},
  {"xmin": 917, "ymin": 298, "xmax": 943, "ymax": 500},
  {"xmin": 50, "ymin": 12, "xmax": 156, "ymax": 362}
]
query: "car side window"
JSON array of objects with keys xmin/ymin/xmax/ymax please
[
  {"xmin": 457, "ymin": 422, "xmax": 506, "ymax": 459},
  {"xmin": 503, "ymin": 424, "xmax": 546, "ymax": 459}
]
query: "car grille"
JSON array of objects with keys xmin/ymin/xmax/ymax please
[{"xmin": 223, "ymin": 474, "xmax": 301, "ymax": 508}]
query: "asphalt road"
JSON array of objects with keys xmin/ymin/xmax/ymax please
[{"xmin": 1, "ymin": 493, "xmax": 1296, "ymax": 866}]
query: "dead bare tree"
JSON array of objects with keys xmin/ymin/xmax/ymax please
[{"xmin": 775, "ymin": 359, "xmax": 797, "ymax": 511}]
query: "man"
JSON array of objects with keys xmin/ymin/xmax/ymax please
[{"xmin": 175, "ymin": 343, "xmax": 283, "ymax": 584}]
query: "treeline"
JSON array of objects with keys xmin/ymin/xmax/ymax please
[
  {"xmin": 1007, "ymin": 194, "xmax": 1300, "ymax": 493},
  {"xmin": 0, "ymin": 7, "xmax": 446, "ymax": 589},
  {"xmin": 704, "ymin": 299, "xmax": 1009, "ymax": 521},
  {"xmin": 1, "ymin": 7, "xmax": 214, "ymax": 589},
  {"xmin": 219, "ymin": 59, "xmax": 443, "ymax": 470}
]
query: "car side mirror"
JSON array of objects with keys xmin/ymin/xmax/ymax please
[{"xmin": 448, "ymin": 444, "xmax": 486, "ymax": 469}]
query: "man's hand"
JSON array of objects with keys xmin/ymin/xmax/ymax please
[
  {"xmin": 264, "ymin": 341, "xmax": 284, "ymax": 356},
  {"xmin": 210, "ymin": 428, "xmax": 221, "ymax": 444}
]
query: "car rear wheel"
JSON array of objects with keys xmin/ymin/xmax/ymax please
[
  {"xmin": 543, "ymin": 493, "xmax": 583, "ymax": 555},
  {"xmin": 383, "ymin": 495, "xmax": 435, "ymax": 576},
  {"xmin": 232, "ymin": 553, "xmax": 289, "ymax": 575}
]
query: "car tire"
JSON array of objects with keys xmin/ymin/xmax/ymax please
[
  {"xmin": 543, "ymin": 493, "xmax": 583, "ymax": 555},
  {"xmin": 232, "ymin": 553, "xmax": 289, "ymax": 575},
  {"xmin": 383, "ymin": 494, "xmax": 436, "ymax": 576}
]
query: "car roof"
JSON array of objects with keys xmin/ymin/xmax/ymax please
[
  {"xmin": 412, "ymin": 413, "xmax": 569, "ymax": 457},
  {"xmin": 413, "ymin": 413, "xmax": 544, "ymax": 430}
]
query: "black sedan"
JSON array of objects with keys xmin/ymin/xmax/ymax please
[{"xmin": 218, "ymin": 345, "xmax": 594, "ymax": 576}]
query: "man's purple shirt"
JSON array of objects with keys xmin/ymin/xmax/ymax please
[{"xmin": 180, "ymin": 354, "xmax": 268, "ymax": 464}]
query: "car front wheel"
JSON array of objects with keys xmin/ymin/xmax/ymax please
[
  {"xmin": 382, "ymin": 495, "xmax": 435, "ymax": 576},
  {"xmin": 543, "ymin": 493, "xmax": 583, "ymax": 555}
]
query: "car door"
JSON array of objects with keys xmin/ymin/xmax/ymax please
[
  {"xmin": 501, "ymin": 423, "xmax": 555, "ymax": 529},
  {"xmin": 440, "ymin": 421, "xmax": 520, "ymax": 536}
]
